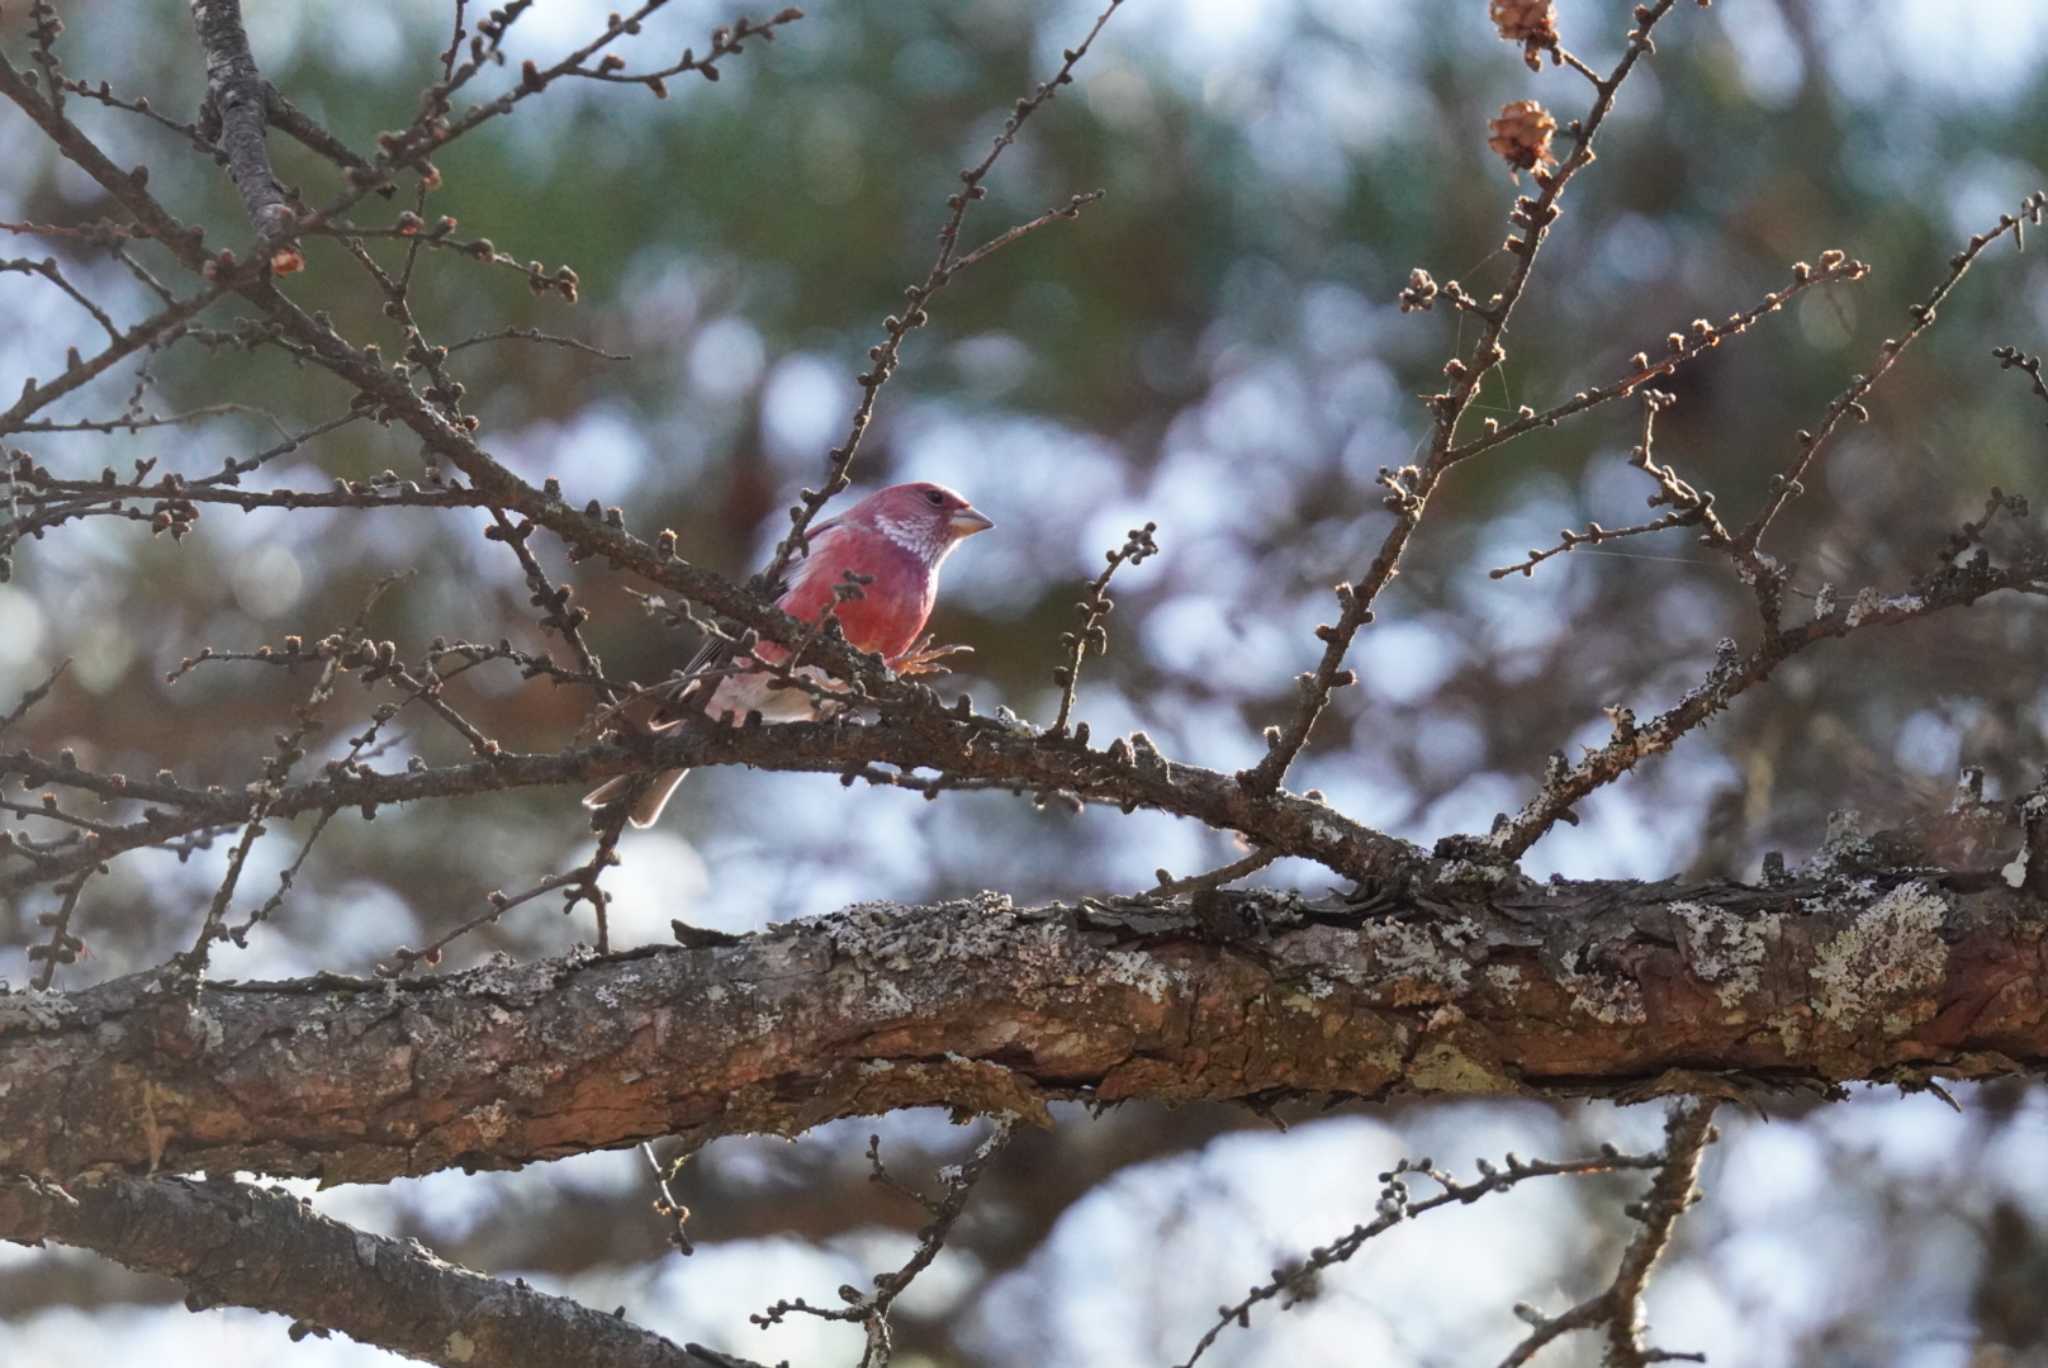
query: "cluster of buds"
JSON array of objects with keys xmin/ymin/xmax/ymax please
[
  {"xmin": 1487, "ymin": 99, "xmax": 1557, "ymax": 179},
  {"xmin": 1490, "ymin": 0, "xmax": 1560, "ymax": 71},
  {"xmin": 1398, "ymin": 267, "xmax": 1439, "ymax": 313}
]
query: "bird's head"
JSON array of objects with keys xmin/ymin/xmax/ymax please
[{"xmin": 844, "ymin": 481, "xmax": 994, "ymax": 566}]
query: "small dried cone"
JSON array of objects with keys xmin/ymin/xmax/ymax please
[
  {"xmin": 1487, "ymin": 99, "xmax": 1558, "ymax": 178},
  {"xmin": 1491, "ymin": 0, "xmax": 1560, "ymax": 70}
]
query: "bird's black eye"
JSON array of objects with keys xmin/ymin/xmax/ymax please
[{"xmin": 924, "ymin": 490, "xmax": 946, "ymax": 506}]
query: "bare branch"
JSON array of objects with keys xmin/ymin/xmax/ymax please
[
  {"xmin": 188, "ymin": 0, "xmax": 299, "ymax": 263},
  {"xmin": 950, "ymin": 189, "xmax": 1106, "ymax": 274},
  {"xmin": 1241, "ymin": 0, "xmax": 1690, "ymax": 796},
  {"xmin": 1735, "ymin": 194, "xmax": 2046, "ymax": 559},
  {"xmin": 1181, "ymin": 1140, "xmax": 1671, "ymax": 1367},
  {"xmin": 1498, "ymin": 1100, "xmax": 1718, "ymax": 1368},
  {"xmin": 1048, "ymin": 521, "xmax": 1158, "ymax": 735},
  {"xmin": 754, "ymin": 1118, "xmax": 1016, "ymax": 1367},
  {"xmin": 0, "ymin": 253, "xmax": 120, "ymax": 339}
]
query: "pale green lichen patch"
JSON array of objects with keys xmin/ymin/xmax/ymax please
[
  {"xmin": 1671, "ymin": 901, "xmax": 1783, "ymax": 1009},
  {"xmin": 1810, "ymin": 880, "xmax": 1950, "ymax": 1029},
  {"xmin": 1406, "ymin": 1039, "xmax": 1517, "ymax": 1094}
]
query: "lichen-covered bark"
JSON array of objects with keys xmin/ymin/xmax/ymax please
[{"xmin": 3, "ymin": 874, "xmax": 2044, "ymax": 1186}]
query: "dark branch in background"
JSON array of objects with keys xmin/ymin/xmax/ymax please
[
  {"xmin": 1499, "ymin": 1101, "xmax": 1717, "ymax": 1368},
  {"xmin": 753, "ymin": 1119, "xmax": 1015, "ymax": 1368},
  {"xmin": 188, "ymin": 0, "xmax": 301, "ymax": 269},
  {"xmin": 0, "ymin": 1175, "xmax": 700, "ymax": 1368},
  {"xmin": 1179, "ymin": 1134, "xmax": 1675, "ymax": 1367}
]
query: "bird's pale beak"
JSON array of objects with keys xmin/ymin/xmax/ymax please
[{"xmin": 948, "ymin": 507, "xmax": 995, "ymax": 538}]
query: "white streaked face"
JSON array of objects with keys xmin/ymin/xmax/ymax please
[{"xmin": 874, "ymin": 510, "xmax": 952, "ymax": 567}]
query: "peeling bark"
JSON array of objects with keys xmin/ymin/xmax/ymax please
[{"xmin": 3, "ymin": 873, "xmax": 2044, "ymax": 1186}]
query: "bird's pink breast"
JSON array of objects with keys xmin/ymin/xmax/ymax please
[{"xmin": 778, "ymin": 527, "xmax": 936, "ymax": 663}]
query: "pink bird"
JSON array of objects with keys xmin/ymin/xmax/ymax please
[{"xmin": 584, "ymin": 481, "xmax": 994, "ymax": 827}]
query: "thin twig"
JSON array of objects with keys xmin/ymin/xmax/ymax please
[
  {"xmin": 1, "ymin": 254, "xmax": 120, "ymax": 339},
  {"xmin": 753, "ymin": 1118, "xmax": 1016, "ymax": 1368},
  {"xmin": 1735, "ymin": 194, "xmax": 2045, "ymax": 560},
  {"xmin": 1148, "ymin": 846, "xmax": 1279, "ymax": 899},
  {"xmin": 1497, "ymin": 1100, "xmax": 1718, "ymax": 1368},
  {"xmin": 1179, "ymin": 1140, "xmax": 1673, "ymax": 1367},
  {"xmin": 760, "ymin": 0, "xmax": 1123, "ymax": 591},
  {"xmin": 446, "ymin": 326, "xmax": 626, "ymax": 360},
  {"xmin": 0, "ymin": 659, "xmax": 70, "ymax": 735},
  {"xmin": 951, "ymin": 189, "xmax": 1105, "ymax": 273},
  {"xmin": 1048, "ymin": 521, "xmax": 1158, "ymax": 735}
]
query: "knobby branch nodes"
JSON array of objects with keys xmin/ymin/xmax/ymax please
[
  {"xmin": 176, "ymin": 574, "xmax": 411, "ymax": 976},
  {"xmin": 1499, "ymin": 1101, "xmax": 1718, "ymax": 1368},
  {"xmin": 1446, "ymin": 247, "xmax": 1870, "ymax": 467},
  {"xmin": 189, "ymin": 0, "xmax": 304, "ymax": 272},
  {"xmin": 1179, "ymin": 1100, "xmax": 1715, "ymax": 1368},
  {"xmin": 1048, "ymin": 521, "xmax": 1158, "ymax": 736},
  {"xmin": 751, "ymin": 1119, "xmax": 1016, "ymax": 1368},
  {"xmin": 1239, "ymin": 0, "xmax": 1689, "ymax": 798},
  {"xmin": 1467, "ymin": 195, "xmax": 2048, "ymax": 864},
  {"xmin": 1732, "ymin": 193, "xmax": 2047, "ymax": 586},
  {"xmin": 1992, "ymin": 343, "xmax": 2048, "ymax": 416},
  {"xmin": 1489, "ymin": 386, "xmax": 1729, "ymax": 580}
]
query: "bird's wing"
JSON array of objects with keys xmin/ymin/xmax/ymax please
[
  {"xmin": 648, "ymin": 633, "xmax": 730, "ymax": 730},
  {"xmin": 648, "ymin": 520, "xmax": 854, "ymax": 729}
]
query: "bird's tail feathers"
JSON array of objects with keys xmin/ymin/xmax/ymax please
[{"xmin": 582, "ymin": 768, "xmax": 691, "ymax": 828}]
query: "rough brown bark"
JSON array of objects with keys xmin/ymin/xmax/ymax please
[{"xmin": 4, "ymin": 870, "xmax": 2043, "ymax": 1186}]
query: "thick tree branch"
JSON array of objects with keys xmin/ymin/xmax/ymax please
[
  {"xmin": 0, "ymin": 1173, "xmax": 697, "ymax": 1367},
  {"xmin": 4, "ymin": 870, "xmax": 2044, "ymax": 1185},
  {"xmin": 188, "ymin": 0, "xmax": 295, "ymax": 248}
]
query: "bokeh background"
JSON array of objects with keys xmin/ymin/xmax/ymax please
[{"xmin": 5, "ymin": 0, "xmax": 2048, "ymax": 1363}]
